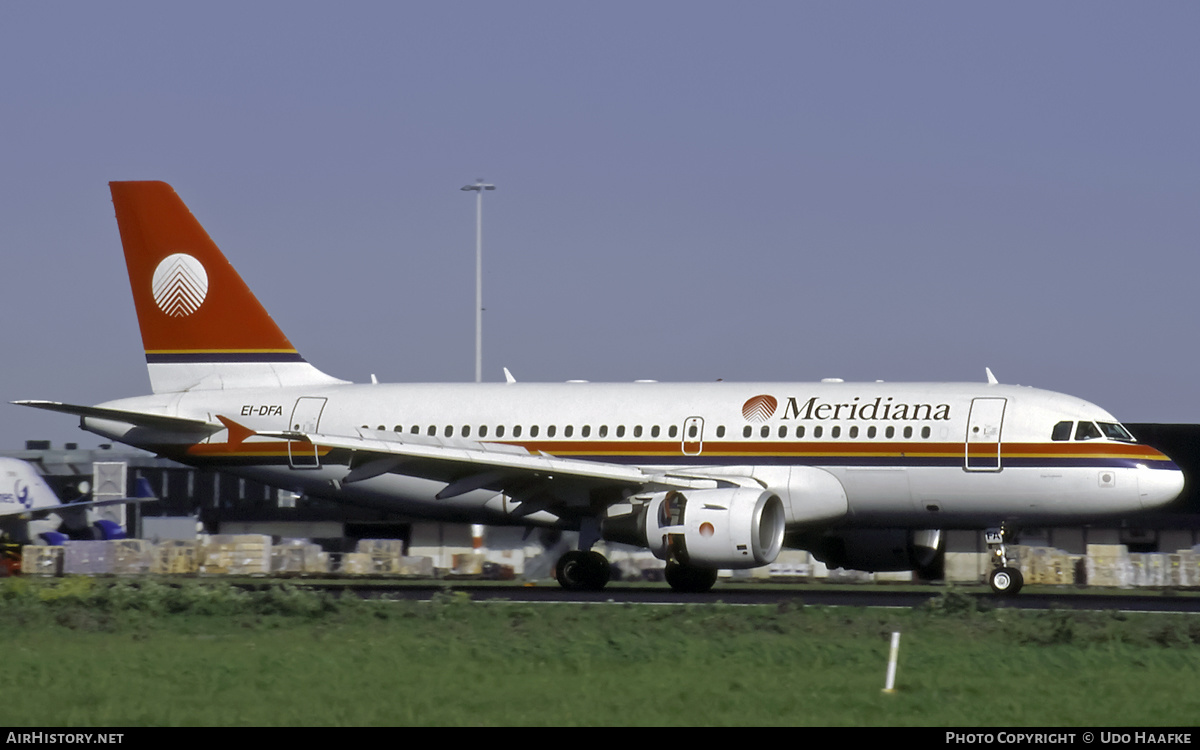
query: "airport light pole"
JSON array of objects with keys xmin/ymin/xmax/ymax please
[
  {"xmin": 461, "ymin": 179, "xmax": 495, "ymax": 383},
  {"xmin": 461, "ymin": 179, "xmax": 495, "ymax": 561}
]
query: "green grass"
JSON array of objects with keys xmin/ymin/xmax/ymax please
[{"xmin": 1, "ymin": 579, "xmax": 1198, "ymax": 726}]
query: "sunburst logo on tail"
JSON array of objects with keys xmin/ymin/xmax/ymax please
[
  {"xmin": 151, "ymin": 253, "xmax": 209, "ymax": 317},
  {"xmin": 742, "ymin": 394, "xmax": 777, "ymax": 422}
]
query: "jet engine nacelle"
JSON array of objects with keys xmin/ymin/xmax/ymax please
[
  {"xmin": 91, "ymin": 519, "xmax": 127, "ymax": 541},
  {"xmin": 605, "ymin": 488, "xmax": 786, "ymax": 569},
  {"xmin": 34, "ymin": 520, "xmax": 126, "ymax": 545},
  {"xmin": 793, "ymin": 528, "xmax": 942, "ymax": 573}
]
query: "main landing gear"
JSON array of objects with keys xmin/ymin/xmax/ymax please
[
  {"xmin": 985, "ymin": 526, "xmax": 1023, "ymax": 595},
  {"xmin": 550, "ymin": 518, "xmax": 719, "ymax": 594},
  {"xmin": 554, "ymin": 519, "xmax": 613, "ymax": 591},
  {"xmin": 554, "ymin": 549, "xmax": 612, "ymax": 591},
  {"xmin": 553, "ymin": 551, "xmax": 721, "ymax": 593}
]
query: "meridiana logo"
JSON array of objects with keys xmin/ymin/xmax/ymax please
[
  {"xmin": 152, "ymin": 253, "xmax": 208, "ymax": 317},
  {"xmin": 742, "ymin": 394, "xmax": 777, "ymax": 422}
]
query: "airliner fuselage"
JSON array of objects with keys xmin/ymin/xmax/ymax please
[{"xmin": 85, "ymin": 380, "xmax": 1180, "ymax": 529}]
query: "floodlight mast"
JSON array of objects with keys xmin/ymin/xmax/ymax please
[{"xmin": 460, "ymin": 179, "xmax": 495, "ymax": 383}]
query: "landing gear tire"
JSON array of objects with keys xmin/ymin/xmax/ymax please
[
  {"xmin": 664, "ymin": 562, "xmax": 719, "ymax": 593},
  {"xmin": 555, "ymin": 550, "xmax": 611, "ymax": 591},
  {"xmin": 989, "ymin": 566, "xmax": 1024, "ymax": 596}
]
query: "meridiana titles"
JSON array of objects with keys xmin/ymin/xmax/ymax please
[{"xmin": 781, "ymin": 396, "xmax": 951, "ymax": 422}]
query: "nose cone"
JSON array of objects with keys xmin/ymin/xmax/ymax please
[{"xmin": 1139, "ymin": 457, "xmax": 1186, "ymax": 510}]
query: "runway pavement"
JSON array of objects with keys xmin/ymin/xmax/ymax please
[{"xmin": 313, "ymin": 581, "xmax": 1200, "ymax": 612}]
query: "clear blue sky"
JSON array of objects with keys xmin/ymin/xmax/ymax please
[{"xmin": 3, "ymin": 2, "xmax": 1198, "ymax": 449}]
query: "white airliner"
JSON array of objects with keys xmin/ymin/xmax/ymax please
[
  {"xmin": 0, "ymin": 457, "xmax": 154, "ymax": 544},
  {"xmin": 16, "ymin": 182, "xmax": 1185, "ymax": 594}
]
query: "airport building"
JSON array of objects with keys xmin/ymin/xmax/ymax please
[{"xmin": 4, "ymin": 421, "xmax": 1200, "ymax": 583}]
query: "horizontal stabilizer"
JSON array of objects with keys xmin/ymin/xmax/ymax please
[{"xmin": 13, "ymin": 400, "xmax": 221, "ymax": 434}]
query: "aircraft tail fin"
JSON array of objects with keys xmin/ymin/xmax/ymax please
[
  {"xmin": 132, "ymin": 477, "xmax": 155, "ymax": 499},
  {"xmin": 109, "ymin": 181, "xmax": 346, "ymax": 393}
]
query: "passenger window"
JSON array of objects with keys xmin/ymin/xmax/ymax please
[
  {"xmin": 564, "ymin": 426, "xmax": 574, "ymax": 438},
  {"xmin": 795, "ymin": 426, "xmax": 805, "ymax": 438},
  {"xmin": 496, "ymin": 425, "xmax": 505, "ymax": 438},
  {"xmin": 616, "ymin": 426, "xmax": 625, "ymax": 438},
  {"xmin": 1075, "ymin": 421, "xmax": 1102, "ymax": 441},
  {"xmin": 1051, "ymin": 421, "xmax": 1073, "ymax": 441},
  {"xmin": 461, "ymin": 425, "xmax": 470, "ymax": 438},
  {"xmin": 547, "ymin": 426, "xmax": 556, "ymax": 438},
  {"xmin": 444, "ymin": 425, "xmax": 453, "ymax": 438},
  {"xmin": 651, "ymin": 426, "xmax": 660, "ymax": 438},
  {"xmin": 831, "ymin": 426, "xmax": 841, "ymax": 438},
  {"xmin": 634, "ymin": 426, "xmax": 643, "ymax": 438},
  {"xmin": 778, "ymin": 425, "xmax": 787, "ymax": 438},
  {"xmin": 513, "ymin": 425, "xmax": 523, "ymax": 438},
  {"xmin": 669, "ymin": 425, "xmax": 678, "ymax": 438},
  {"xmin": 814, "ymin": 426, "xmax": 823, "ymax": 438},
  {"xmin": 903, "ymin": 426, "xmax": 913, "ymax": 439},
  {"xmin": 479, "ymin": 425, "xmax": 488, "ymax": 438},
  {"xmin": 427, "ymin": 426, "xmax": 436, "ymax": 437},
  {"xmin": 716, "ymin": 425, "xmax": 725, "ymax": 438},
  {"xmin": 885, "ymin": 426, "xmax": 894, "ymax": 439},
  {"xmin": 921, "ymin": 426, "xmax": 930, "ymax": 439},
  {"xmin": 689, "ymin": 425, "xmax": 698, "ymax": 438},
  {"xmin": 867, "ymin": 426, "xmax": 876, "ymax": 439},
  {"xmin": 530, "ymin": 425, "xmax": 539, "ymax": 437},
  {"xmin": 743, "ymin": 426, "xmax": 752, "ymax": 438},
  {"xmin": 761, "ymin": 425, "xmax": 769, "ymax": 438},
  {"xmin": 580, "ymin": 426, "xmax": 589, "ymax": 438},
  {"xmin": 849, "ymin": 426, "xmax": 858, "ymax": 438}
]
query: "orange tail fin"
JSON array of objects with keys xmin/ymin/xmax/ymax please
[{"xmin": 110, "ymin": 181, "xmax": 345, "ymax": 393}]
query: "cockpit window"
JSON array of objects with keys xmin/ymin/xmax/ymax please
[
  {"xmin": 1098, "ymin": 422, "xmax": 1136, "ymax": 442},
  {"xmin": 1074, "ymin": 421, "xmax": 1102, "ymax": 441},
  {"xmin": 1051, "ymin": 421, "xmax": 1073, "ymax": 441}
]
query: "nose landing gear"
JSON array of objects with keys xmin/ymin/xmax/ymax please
[{"xmin": 985, "ymin": 526, "xmax": 1024, "ymax": 595}]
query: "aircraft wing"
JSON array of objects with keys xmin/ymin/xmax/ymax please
[
  {"xmin": 0, "ymin": 496, "xmax": 159, "ymax": 519},
  {"xmin": 0, "ymin": 479, "xmax": 157, "ymax": 518},
  {"xmin": 258, "ymin": 427, "xmax": 739, "ymax": 504}
]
